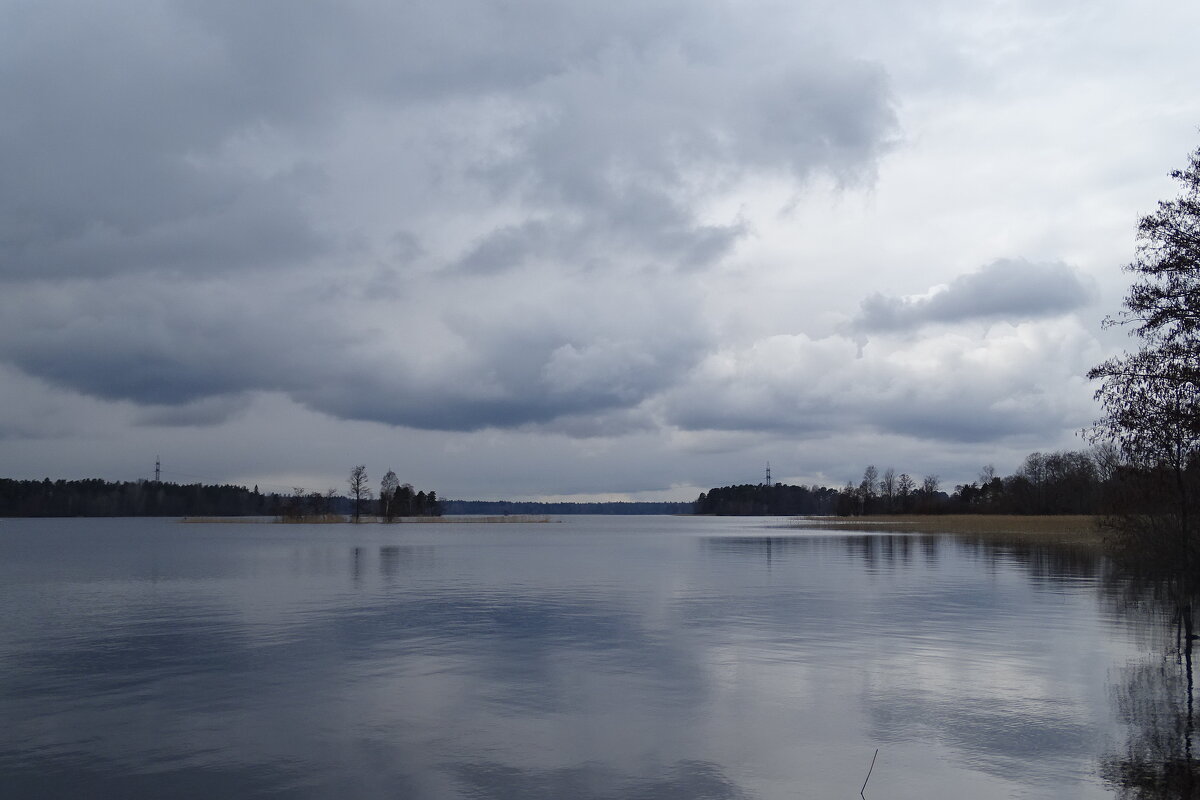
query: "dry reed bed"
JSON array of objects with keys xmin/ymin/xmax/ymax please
[
  {"xmin": 181, "ymin": 515, "xmax": 553, "ymax": 524},
  {"xmin": 794, "ymin": 514, "xmax": 1104, "ymax": 546},
  {"xmin": 379, "ymin": 515, "xmax": 554, "ymax": 524}
]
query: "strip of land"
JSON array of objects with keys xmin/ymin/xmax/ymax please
[
  {"xmin": 181, "ymin": 514, "xmax": 554, "ymax": 524},
  {"xmin": 794, "ymin": 514, "xmax": 1104, "ymax": 546}
]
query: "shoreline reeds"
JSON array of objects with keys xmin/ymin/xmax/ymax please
[
  {"xmin": 180, "ymin": 515, "xmax": 554, "ymax": 525},
  {"xmin": 791, "ymin": 514, "xmax": 1104, "ymax": 546}
]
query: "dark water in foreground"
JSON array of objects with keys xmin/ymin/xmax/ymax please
[{"xmin": 0, "ymin": 516, "xmax": 1181, "ymax": 798}]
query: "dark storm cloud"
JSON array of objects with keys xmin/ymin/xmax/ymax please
[
  {"xmin": 851, "ymin": 259, "xmax": 1094, "ymax": 333},
  {"xmin": 451, "ymin": 215, "xmax": 749, "ymax": 277},
  {"xmin": 0, "ymin": 271, "xmax": 708, "ymax": 431},
  {"xmin": 0, "ymin": 0, "xmax": 898, "ymax": 434},
  {"xmin": 1, "ymin": 0, "xmax": 894, "ymax": 279},
  {"xmin": 136, "ymin": 395, "xmax": 253, "ymax": 427},
  {"xmin": 0, "ymin": 0, "xmax": 339, "ymax": 280},
  {"xmin": 464, "ymin": 43, "xmax": 893, "ymax": 273},
  {"xmin": 6, "ymin": 184, "xmax": 329, "ymax": 280},
  {"xmin": 296, "ymin": 320, "xmax": 709, "ymax": 432}
]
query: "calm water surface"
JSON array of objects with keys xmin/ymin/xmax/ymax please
[{"xmin": 0, "ymin": 516, "xmax": 1164, "ymax": 798}]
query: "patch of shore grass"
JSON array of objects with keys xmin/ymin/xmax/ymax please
[
  {"xmin": 381, "ymin": 515, "xmax": 554, "ymax": 524},
  {"xmin": 793, "ymin": 514, "xmax": 1104, "ymax": 546}
]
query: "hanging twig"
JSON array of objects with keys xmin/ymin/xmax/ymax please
[{"xmin": 860, "ymin": 748, "xmax": 878, "ymax": 798}]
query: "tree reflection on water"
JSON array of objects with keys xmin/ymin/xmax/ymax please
[
  {"xmin": 1100, "ymin": 560, "xmax": 1197, "ymax": 799},
  {"xmin": 706, "ymin": 528, "xmax": 1198, "ymax": 796},
  {"xmin": 863, "ymin": 531, "xmax": 1198, "ymax": 798},
  {"xmin": 935, "ymin": 534, "xmax": 1199, "ymax": 798}
]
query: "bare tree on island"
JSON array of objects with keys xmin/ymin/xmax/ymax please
[
  {"xmin": 348, "ymin": 465, "xmax": 371, "ymax": 523},
  {"xmin": 918, "ymin": 474, "xmax": 940, "ymax": 514},
  {"xmin": 380, "ymin": 469, "xmax": 399, "ymax": 522},
  {"xmin": 859, "ymin": 465, "xmax": 878, "ymax": 514},
  {"xmin": 896, "ymin": 473, "xmax": 915, "ymax": 512},
  {"xmin": 880, "ymin": 468, "xmax": 897, "ymax": 513},
  {"xmin": 1088, "ymin": 142, "xmax": 1200, "ymax": 570}
]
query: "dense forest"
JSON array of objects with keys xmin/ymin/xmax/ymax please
[
  {"xmin": 0, "ymin": 478, "xmax": 277, "ymax": 517},
  {"xmin": 697, "ymin": 448, "xmax": 1121, "ymax": 516},
  {"xmin": 0, "ymin": 476, "xmax": 444, "ymax": 520},
  {"xmin": 694, "ymin": 483, "xmax": 840, "ymax": 516}
]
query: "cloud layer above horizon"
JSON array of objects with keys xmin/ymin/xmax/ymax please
[{"xmin": 2, "ymin": 0, "xmax": 1199, "ymax": 498}]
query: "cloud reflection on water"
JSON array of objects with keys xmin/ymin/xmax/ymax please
[{"xmin": 0, "ymin": 518, "xmax": 1143, "ymax": 798}]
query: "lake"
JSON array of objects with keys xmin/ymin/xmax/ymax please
[{"xmin": 0, "ymin": 515, "xmax": 1185, "ymax": 798}]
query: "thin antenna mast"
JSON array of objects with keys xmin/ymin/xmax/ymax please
[
  {"xmin": 765, "ymin": 461, "xmax": 772, "ymax": 488},
  {"xmin": 155, "ymin": 456, "xmax": 161, "ymax": 482}
]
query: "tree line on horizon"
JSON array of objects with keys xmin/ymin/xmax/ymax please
[
  {"xmin": 695, "ymin": 447, "xmax": 1118, "ymax": 516},
  {"xmin": 0, "ymin": 468, "xmax": 444, "ymax": 521},
  {"xmin": 0, "ymin": 449, "xmax": 1126, "ymax": 519},
  {"xmin": 0, "ymin": 477, "xmax": 275, "ymax": 518},
  {"xmin": 0, "ymin": 472, "xmax": 685, "ymax": 519}
]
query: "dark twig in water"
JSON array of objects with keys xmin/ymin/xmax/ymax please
[{"xmin": 860, "ymin": 748, "xmax": 878, "ymax": 798}]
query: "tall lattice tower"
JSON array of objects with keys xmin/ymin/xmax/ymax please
[
  {"xmin": 155, "ymin": 456, "xmax": 161, "ymax": 482},
  {"xmin": 765, "ymin": 461, "xmax": 772, "ymax": 487}
]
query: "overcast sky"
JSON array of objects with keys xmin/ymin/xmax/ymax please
[{"xmin": 2, "ymin": 0, "xmax": 1199, "ymax": 501}]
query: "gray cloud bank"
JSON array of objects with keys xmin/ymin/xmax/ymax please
[
  {"xmin": 1, "ymin": 0, "xmax": 895, "ymax": 281},
  {"xmin": 0, "ymin": 0, "xmax": 898, "ymax": 435},
  {"xmin": 0, "ymin": 0, "xmax": 1137, "ymax": 498},
  {"xmin": 851, "ymin": 259, "xmax": 1095, "ymax": 334}
]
